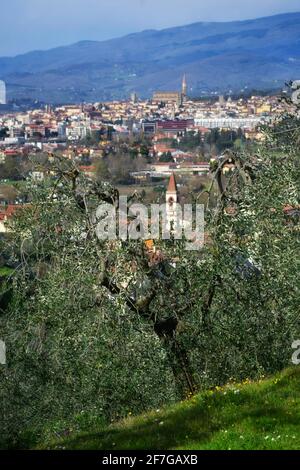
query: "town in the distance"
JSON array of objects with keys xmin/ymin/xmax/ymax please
[{"xmin": 0, "ymin": 75, "xmax": 293, "ymax": 231}]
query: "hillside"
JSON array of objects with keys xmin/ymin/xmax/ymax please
[
  {"xmin": 1, "ymin": 12, "xmax": 300, "ymax": 103},
  {"xmin": 40, "ymin": 368, "xmax": 300, "ymax": 450}
]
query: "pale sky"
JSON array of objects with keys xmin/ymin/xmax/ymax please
[{"xmin": 1, "ymin": 0, "xmax": 300, "ymax": 56}]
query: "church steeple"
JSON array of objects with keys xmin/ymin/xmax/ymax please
[
  {"xmin": 167, "ymin": 173, "xmax": 177, "ymax": 195},
  {"xmin": 166, "ymin": 173, "xmax": 178, "ymax": 227},
  {"xmin": 166, "ymin": 173, "xmax": 178, "ymax": 220},
  {"xmin": 166, "ymin": 173, "xmax": 178, "ymax": 204},
  {"xmin": 182, "ymin": 74, "xmax": 187, "ymax": 98}
]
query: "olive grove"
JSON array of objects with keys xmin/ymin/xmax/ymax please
[{"xmin": 0, "ymin": 102, "xmax": 299, "ymax": 447}]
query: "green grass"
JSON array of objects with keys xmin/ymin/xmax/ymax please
[
  {"xmin": 0, "ymin": 266, "xmax": 13, "ymax": 277},
  {"xmin": 41, "ymin": 368, "xmax": 300, "ymax": 450}
]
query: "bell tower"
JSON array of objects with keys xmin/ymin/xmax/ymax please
[
  {"xmin": 182, "ymin": 74, "xmax": 187, "ymax": 99},
  {"xmin": 166, "ymin": 173, "xmax": 179, "ymax": 228}
]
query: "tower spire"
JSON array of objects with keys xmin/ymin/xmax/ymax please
[
  {"xmin": 167, "ymin": 172, "xmax": 177, "ymax": 194},
  {"xmin": 182, "ymin": 74, "xmax": 187, "ymax": 98},
  {"xmin": 166, "ymin": 173, "xmax": 179, "ymax": 231}
]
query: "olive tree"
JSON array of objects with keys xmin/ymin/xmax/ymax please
[{"xmin": 0, "ymin": 100, "xmax": 299, "ymax": 447}]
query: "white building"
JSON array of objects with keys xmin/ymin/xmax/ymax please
[
  {"xmin": 0, "ymin": 80, "xmax": 6, "ymax": 105},
  {"xmin": 195, "ymin": 116, "xmax": 263, "ymax": 130},
  {"xmin": 66, "ymin": 124, "xmax": 90, "ymax": 141}
]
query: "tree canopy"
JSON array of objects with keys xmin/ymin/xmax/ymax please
[{"xmin": 0, "ymin": 102, "xmax": 299, "ymax": 448}]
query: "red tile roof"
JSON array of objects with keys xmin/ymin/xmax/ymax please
[
  {"xmin": 0, "ymin": 204, "xmax": 20, "ymax": 221},
  {"xmin": 79, "ymin": 166, "xmax": 96, "ymax": 172}
]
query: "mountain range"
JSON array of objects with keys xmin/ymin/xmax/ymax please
[{"xmin": 1, "ymin": 12, "xmax": 300, "ymax": 103}]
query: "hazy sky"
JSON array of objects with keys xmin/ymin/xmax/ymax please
[{"xmin": 1, "ymin": 0, "xmax": 300, "ymax": 56}]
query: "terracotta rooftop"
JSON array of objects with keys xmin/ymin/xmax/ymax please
[{"xmin": 0, "ymin": 204, "xmax": 21, "ymax": 222}]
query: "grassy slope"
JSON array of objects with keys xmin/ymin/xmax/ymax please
[{"xmin": 43, "ymin": 368, "xmax": 300, "ymax": 450}]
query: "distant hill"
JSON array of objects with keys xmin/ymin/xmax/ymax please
[{"xmin": 1, "ymin": 12, "xmax": 300, "ymax": 103}]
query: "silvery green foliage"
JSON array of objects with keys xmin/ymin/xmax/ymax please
[{"xmin": 0, "ymin": 106, "xmax": 299, "ymax": 447}]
